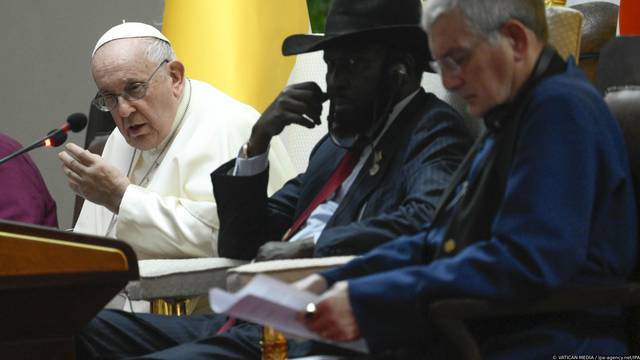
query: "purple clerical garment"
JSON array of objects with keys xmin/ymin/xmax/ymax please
[{"xmin": 0, "ymin": 133, "xmax": 58, "ymax": 227}]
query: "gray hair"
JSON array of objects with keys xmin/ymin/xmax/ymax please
[
  {"xmin": 141, "ymin": 37, "xmax": 176, "ymax": 64},
  {"xmin": 423, "ymin": 0, "xmax": 548, "ymax": 42}
]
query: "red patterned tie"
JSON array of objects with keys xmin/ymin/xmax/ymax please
[{"xmin": 281, "ymin": 149, "xmax": 361, "ymax": 241}]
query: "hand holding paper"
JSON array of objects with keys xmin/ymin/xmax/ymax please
[
  {"xmin": 299, "ymin": 281, "xmax": 362, "ymax": 342},
  {"xmin": 209, "ymin": 274, "xmax": 368, "ymax": 353}
]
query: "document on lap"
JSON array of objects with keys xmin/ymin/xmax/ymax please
[{"xmin": 209, "ymin": 274, "xmax": 369, "ymax": 353}]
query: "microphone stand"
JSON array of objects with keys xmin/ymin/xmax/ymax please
[
  {"xmin": 0, "ymin": 141, "xmax": 45, "ymax": 166},
  {"xmin": 0, "ymin": 130, "xmax": 64, "ymax": 166}
]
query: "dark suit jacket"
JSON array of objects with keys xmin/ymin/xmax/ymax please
[{"xmin": 211, "ymin": 89, "xmax": 474, "ymax": 260}]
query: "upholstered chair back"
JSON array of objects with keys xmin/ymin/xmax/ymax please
[
  {"xmin": 571, "ymin": 1, "xmax": 619, "ymax": 83},
  {"xmin": 546, "ymin": 6, "xmax": 584, "ymax": 62},
  {"xmin": 596, "ymin": 36, "xmax": 640, "ymax": 94},
  {"xmin": 72, "ymin": 99, "xmax": 116, "ymax": 226},
  {"xmin": 604, "ymin": 86, "xmax": 640, "ymax": 354},
  {"xmin": 280, "ymin": 52, "xmax": 330, "ymax": 174},
  {"xmin": 605, "ymin": 87, "xmax": 640, "ymax": 200}
]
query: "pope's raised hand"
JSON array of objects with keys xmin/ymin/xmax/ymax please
[{"xmin": 58, "ymin": 143, "xmax": 130, "ymax": 213}]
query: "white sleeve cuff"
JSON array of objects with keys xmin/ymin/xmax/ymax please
[{"xmin": 233, "ymin": 146, "xmax": 269, "ymax": 176}]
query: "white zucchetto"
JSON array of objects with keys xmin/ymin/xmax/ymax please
[{"xmin": 92, "ymin": 22, "xmax": 170, "ymax": 57}]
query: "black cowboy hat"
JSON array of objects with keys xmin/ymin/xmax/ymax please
[{"xmin": 282, "ymin": 0, "xmax": 432, "ymax": 70}]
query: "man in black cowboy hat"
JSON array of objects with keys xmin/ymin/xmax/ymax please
[
  {"xmin": 211, "ymin": 0, "xmax": 473, "ymax": 262},
  {"xmin": 76, "ymin": 0, "xmax": 473, "ymax": 358}
]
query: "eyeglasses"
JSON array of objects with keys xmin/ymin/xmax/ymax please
[
  {"xmin": 92, "ymin": 59, "xmax": 169, "ymax": 112},
  {"xmin": 429, "ymin": 40, "xmax": 483, "ymax": 77}
]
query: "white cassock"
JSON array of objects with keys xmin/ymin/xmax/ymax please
[{"xmin": 74, "ymin": 79, "xmax": 295, "ymax": 259}]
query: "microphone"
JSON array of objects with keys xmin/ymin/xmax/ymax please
[
  {"xmin": 46, "ymin": 112, "xmax": 88, "ymax": 139},
  {"xmin": 59, "ymin": 112, "xmax": 88, "ymax": 133},
  {"xmin": 44, "ymin": 129, "xmax": 68, "ymax": 148},
  {"xmin": 0, "ymin": 113, "xmax": 88, "ymax": 166}
]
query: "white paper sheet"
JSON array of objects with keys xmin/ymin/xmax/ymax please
[{"xmin": 209, "ymin": 274, "xmax": 368, "ymax": 353}]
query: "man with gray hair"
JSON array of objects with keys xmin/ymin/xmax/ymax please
[
  {"xmin": 295, "ymin": 0, "xmax": 637, "ymax": 357},
  {"xmin": 59, "ymin": 22, "xmax": 294, "ymax": 259}
]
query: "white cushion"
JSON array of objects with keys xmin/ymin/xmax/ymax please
[
  {"xmin": 281, "ymin": 50, "xmax": 330, "ymax": 174},
  {"xmin": 126, "ymin": 258, "xmax": 247, "ymax": 300},
  {"xmin": 226, "ymin": 256, "xmax": 355, "ymax": 292}
]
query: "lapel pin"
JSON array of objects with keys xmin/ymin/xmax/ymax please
[{"xmin": 369, "ymin": 150, "xmax": 382, "ymax": 176}]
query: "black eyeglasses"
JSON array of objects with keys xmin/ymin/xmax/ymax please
[{"xmin": 92, "ymin": 59, "xmax": 169, "ymax": 112}]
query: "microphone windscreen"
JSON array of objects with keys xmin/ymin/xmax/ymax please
[
  {"xmin": 67, "ymin": 113, "xmax": 88, "ymax": 132},
  {"xmin": 45, "ymin": 131, "xmax": 68, "ymax": 147}
]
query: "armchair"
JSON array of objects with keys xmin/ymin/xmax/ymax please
[
  {"xmin": 125, "ymin": 257, "xmax": 246, "ymax": 315},
  {"xmin": 570, "ymin": 1, "xmax": 619, "ymax": 83},
  {"xmin": 428, "ymin": 284, "xmax": 640, "ymax": 359}
]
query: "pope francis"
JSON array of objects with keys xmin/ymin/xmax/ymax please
[{"xmin": 59, "ymin": 22, "xmax": 294, "ymax": 259}]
